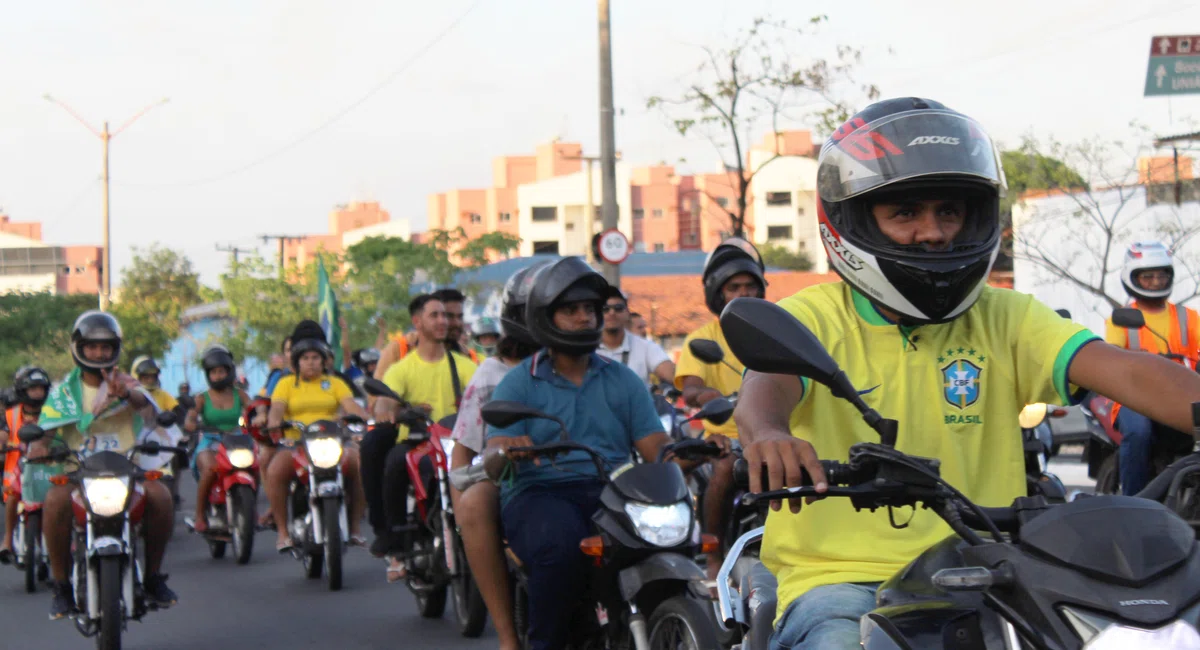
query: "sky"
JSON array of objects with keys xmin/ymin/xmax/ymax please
[{"xmin": 0, "ymin": 0, "xmax": 1197, "ymax": 286}]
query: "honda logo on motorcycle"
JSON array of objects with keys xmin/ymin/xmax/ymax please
[{"xmin": 942, "ymin": 358, "xmax": 981, "ymax": 409}]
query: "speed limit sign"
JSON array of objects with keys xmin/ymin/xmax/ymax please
[{"xmin": 597, "ymin": 229, "xmax": 631, "ymax": 264}]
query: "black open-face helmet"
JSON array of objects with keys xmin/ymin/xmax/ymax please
[
  {"xmin": 13, "ymin": 366, "xmax": 51, "ymax": 409},
  {"xmin": 816, "ymin": 97, "xmax": 1005, "ymax": 324},
  {"xmin": 524, "ymin": 257, "xmax": 609, "ymax": 356}
]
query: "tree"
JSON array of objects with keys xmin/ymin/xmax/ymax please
[
  {"xmin": 457, "ymin": 231, "xmax": 522, "ymax": 268},
  {"xmin": 218, "ymin": 255, "xmax": 327, "ymax": 362},
  {"xmin": 1011, "ymin": 132, "xmax": 1200, "ymax": 314},
  {"xmin": 0, "ymin": 292, "xmax": 98, "ymax": 380},
  {"xmin": 647, "ymin": 16, "xmax": 878, "ymax": 238},
  {"xmin": 760, "ymin": 243, "xmax": 814, "ymax": 271},
  {"xmin": 112, "ymin": 244, "xmax": 204, "ymax": 360}
]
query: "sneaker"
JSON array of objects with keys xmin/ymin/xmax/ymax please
[
  {"xmin": 144, "ymin": 573, "xmax": 178, "ymax": 608},
  {"xmin": 50, "ymin": 581, "xmax": 75, "ymax": 620}
]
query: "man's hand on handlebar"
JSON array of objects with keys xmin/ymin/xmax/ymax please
[
  {"xmin": 743, "ymin": 429, "xmax": 827, "ymax": 514},
  {"xmin": 486, "ymin": 435, "xmax": 540, "ymax": 465},
  {"xmin": 706, "ymin": 433, "xmax": 733, "ymax": 457}
]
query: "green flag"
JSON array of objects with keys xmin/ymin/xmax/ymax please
[{"xmin": 317, "ymin": 258, "xmax": 343, "ymax": 370}]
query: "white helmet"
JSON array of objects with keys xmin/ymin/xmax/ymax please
[{"xmin": 1120, "ymin": 241, "xmax": 1174, "ymax": 301}]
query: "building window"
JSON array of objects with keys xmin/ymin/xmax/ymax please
[
  {"xmin": 653, "ymin": 243, "xmax": 665, "ymax": 252},
  {"xmin": 532, "ymin": 207, "xmax": 557, "ymax": 222},
  {"xmin": 499, "ymin": 212, "xmax": 512, "ymax": 222},
  {"xmin": 634, "ymin": 242, "xmax": 646, "ymax": 253},
  {"xmin": 75, "ymin": 267, "xmax": 85, "ymax": 273},
  {"xmin": 565, "ymin": 222, "xmax": 575, "ymax": 231},
  {"xmin": 798, "ymin": 240, "xmax": 807, "ymax": 249},
  {"xmin": 767, "ymin": 225, "xmax": 793, "ymax": 240},
  {"xmin": 532, "ymin": 241, "xmax": 559, "ymax": 255},
  {"xmin": 62, "ymin": 266, "xmax": 71, "ymax": 275},
  {"xmin": 797, "ymin": 206, "xmax": 805, "ymax": 216},
  {"xmin": 766, "ymin": 192, "xmax": 792, "ymax": 206},
  {"xmin": 715, "ymin": 197, "xmax": 729, "ymax": 208},
  {"xmin": 633, "ymin": 208, "xmax": 644, "ymax": 220},
  {"xmin": 469, "ymin": 213, "xmax": 482, "ymax": 224},
  {"xmin": 652, "ymin": 208, "xmax": 664, "ymax": 218}
]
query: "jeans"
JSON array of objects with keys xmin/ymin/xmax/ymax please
[
  {"xmin": 502, "ymin": 481, "xmax": 604, "ymax": 650},
  {"xmin": 1118, "ymin": 407, "xmax": 1156, "ymax": 496},
  {"xmin": 383, "ymin": 441, "xmax": 427, "ymax": 553},
  {"xmin": 359, "ymin": 423, "xmax": 398, "ymax": 536},
  {"xmin": 770, "ymin": 583, "xmax": 880, "ymax": 650}
]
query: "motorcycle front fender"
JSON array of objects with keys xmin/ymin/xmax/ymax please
[{"xmin": 617, "ymin": 552, "xmax": 707, "ymax": 602}]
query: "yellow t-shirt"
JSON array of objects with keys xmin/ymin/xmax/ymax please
[
  {"xmin": 1104, "ymin": 304, "xmax": 1200, "ymax": 355},
  {"xmin": 761, "ymin": 282, "xmax": 1098, "ymax": 619},
  {"xmin": 381, "ymin": 350, "xmax": 477, "ymax": 441},
  {"xmin": 674, "ymin": 320, "xmax": 744, "ymax": 438},
  {"xmin": 270, "ymin": 374, "xmax": 352, "ymax": 440},
  {"xmin": 57, "ymin": 383, "xmax": 141, "ymax": 454},
  {"xmin": 147, "ymin": 387, "xmax": 178, "ymax": 413}
]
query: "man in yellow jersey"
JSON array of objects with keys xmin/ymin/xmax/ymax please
[
  {"xmin": 733, "ymin": 98, "xmax": 1200, "ymax": 649},
  {"xmin": 435, "ymin": 288, "xmax": 482, "ymax": 365},
  {"xmin": 675, "ymin": 237, "xmax": 764, "ymax": 579},
  {"xmin": 131, "ymin": 356, "xmax": 178, "ymax": 414},
  {"xmin": 365, "ymin": 293, "xmax": 476, "ymax": 568},
  {"xmin": 1104, "ymin": 241, "xmax": 1200, "ymax": 495}
]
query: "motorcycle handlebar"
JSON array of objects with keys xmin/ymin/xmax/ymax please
[
  {"xmin": 733, "ymin": 457, "xmax": 859, "ymax": 493},
  {"xmin": 450, "ymin": 463, "xmax": 488, "ymax": 492}
]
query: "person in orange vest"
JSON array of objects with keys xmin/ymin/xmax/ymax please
[
  {"xmin": 0, "ymin": 366, "xmax": 52, "ymax": 564},
  {"xmin": 1105, "ymin": 241, "xmax": 1200, "ymax": 495}
]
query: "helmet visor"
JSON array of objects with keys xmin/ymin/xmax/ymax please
[{"xmin": 818, "ymin": 111, "xmax": 1006, "ymax": 203}]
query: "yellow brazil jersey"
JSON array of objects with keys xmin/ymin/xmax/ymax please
[
  {"xmin": 675, "ymin": 320, "xmax": 744, "ymax": 438},
  {"xmin": 761, "ymin": 282, "xmax": 1098, "ymax": 620},
  {"xmin": 270, "ymin": 374, "xmax": 352, "ymax": 440},
  {"xmin": 147, "ymin": 387, "xmax": 178, "ymax": 413},
  {"xmin": 57, "ymin": 383, "xmax": 140, "ymax": 454},
  {"xmin": 382, "ymin": 350, "xmax": 477, "ymax": 442}
]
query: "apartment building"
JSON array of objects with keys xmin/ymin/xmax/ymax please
[
  {"xmin": 280, "ymin": 201, "xmax": 411, "ymax": 268},
  {"xmin": 0, "ymin": 214, "xmax": 101, "ymax": 295}
]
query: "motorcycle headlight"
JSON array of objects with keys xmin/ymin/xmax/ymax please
[
  {"xmin": 1084, "ymin": 620, "xmax": 1200, "ymax": 649},
  {"xmin": 624, "ymin": 501, "xmax": 691, "ymax": 547},
  {"xmin": 306, "ymin": 437, "xmax": 343, "ymax": 469},
  {"xmin": 439, "ymin": 436, "xmax": 455, "ymax": 458},
  {"xmin": 227, "ymin": 448, "xmax": 255, "ymax": 469},
  {"xmin": 82, "ymin": 476, "xmax": 131, "ymax": 517}
]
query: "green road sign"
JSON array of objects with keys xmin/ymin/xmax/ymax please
[{"xmin": 1146, "ymin": 35, "xmax": 1200, "ymax": 97}]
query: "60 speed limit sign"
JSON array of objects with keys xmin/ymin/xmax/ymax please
[{"xmin": 597, "ymin": 229, "xmax": 631, "ymax": 264}]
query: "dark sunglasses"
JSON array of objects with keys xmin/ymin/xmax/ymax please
[{"xmin": 602, "ymin": 304, "xmax": 628, "ymax": 313}]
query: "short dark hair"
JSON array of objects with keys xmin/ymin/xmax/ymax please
[
  {"xmin": 433, "ymin": 288, "xmax": 465, "ymax": 305},
  {"xmin": 408, "ymin": 293, "xmax": 440, "ymax": 316},
  {"xmin": 281, "ymin": 336, "xmax": 293, "ymax": 352},
  {"xmin": 630, "ymin": 312, "xmax": 643, "ymax": 319}
]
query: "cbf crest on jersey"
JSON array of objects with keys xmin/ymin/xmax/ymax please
[{"xmin": 941, "ymin": 352, "xmax": 983, "ymax": 409}]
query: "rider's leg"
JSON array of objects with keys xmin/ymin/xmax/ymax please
[
  {"xmin": 341, "ymin": 446, "xmax": 365, "ymax": 540},
  {"xmin": 359, "ymin": 422, "xmax": 397, "ymax": 540},
  {"xmin": 455, "ymin": 480, "xmax": 518, "ymax": 650},
  {"xmin": 266, "ymin": 449, "xmax": 296, "ymax": 547},
  {"xmin": 381, "ymin": 441, "xmax": 414, "ymax": 554},
  {"xmin": 502, "ymin": 481, "xmax": 603, "ymax": 650},
  {"xmin": 703, "ymin": 454, "xmax": 736, "ymax": 580},
  {"xmin": 192, "ymin": 450, "xmax": 217, "ymax": 530},
  {"xmin": 769, "ymin": 583, "xmax": 880, "ymax": 650},
  {"xmin": 2, "ymin": 493, "xmax": 17, "ymax": 552},
  {"xmin": 140, "ymin": 479, "xmax": 178, "ymax": 605},
  {"xmin": 1117, "ymin": 407, "xmax": 1155, "ymax": 496},
  {"xmin": 43, "ymin": 483, "xmax": 76, "ymax": 617}
]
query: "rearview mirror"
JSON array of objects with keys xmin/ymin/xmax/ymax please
[
  {"xmin": 694, "ymin": 397, "xmax": 734, "ymax": 426},
  {"xmin": 481, "ymin": 401, "xmax": 556, "ymax": 429},
  {"xmin": 362, "ymin": 377, "xmax": 402, "ymax": 403},
  {"xmin": 17, "ymin": 423, "xmax": 46, "ymax": 443},
  {"xmin": 156, "ymin": 411, "xmax": 178, "ymax": 428},
  {"xmin": 719, "ymin": 298, "xmax": 843, "ymax": 391},
  {"xmin": 1111, "ymin": 307, "xmax": 1146, "ymax": 330},
  {"xmin": 687, "ymin": 339, "xmax": 725, "ymax": 365}
]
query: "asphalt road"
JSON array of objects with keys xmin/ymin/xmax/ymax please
[
  {"xmin": 0, "ymin": 457, "xmax": 1098, "ymax": 650},
  {"xmin": 0, "ymin": 475, "xmax": 496, "ymax": 650}
]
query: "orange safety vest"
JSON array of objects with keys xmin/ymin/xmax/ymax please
[
  {"xmin": 2, "ymin": 407, "xmax": 25, "ymax": 496},
  {"xmin": 1125, "ymin": 302, "xmax": 1200, "ymax": 368}
]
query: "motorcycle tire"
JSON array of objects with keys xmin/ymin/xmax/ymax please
[
  {"xmin": 231, "ymin": 485, "xmax": 256, "ymax": 565},
  {"xmin": 321, "ymin": 498, "xmax": 342, "ymax": 591},
  {"xmin": 23, "ymin": 512, "xmax": 40, "ymax": 593},
  {"xmin": 1095, "ymin": 455, "xmax": 1119, "ymax": 495},
  {"xmin": 98, "ymin": 554, "xmax": 123, "ymax": 650},
  {"xmin": 646, "ymin": 594, "xmax": 721, "ymax": 650},
  {"xmin": 208, "ymin": 539, "xmax": 227, "ymax": 559},
  {"xmin": 416, "ymin": 516, "xmax": 448, "ymax": 618},
  {"xmin": 452, "ymin": 541, "xmax": 487, "ymax": 637}
]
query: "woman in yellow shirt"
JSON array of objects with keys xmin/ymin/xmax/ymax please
[{"xmin": 266, "ymin": 322, "xmax": 369, "ymax": 552}]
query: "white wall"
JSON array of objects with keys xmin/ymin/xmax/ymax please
[
  {"xmin": 0, "ymin": 273, "xmax": 55, "ymax": 294},
  {"xmin": 341, "ymin": 218, "xmax": 412, "ymax": 247},
  {"xmin": 1013, "ymin": 186, "xmax": 1200, "ymax": 336},
  {"xmin": 0, "ymin": 231, "xmax": 46, "ymax": 249},
  {"xmin": 746, "ymin": 151, "xmax": 826, "ymax": 273},
  {"xmin": 516, "ymin": 163, "xmax": 633, "ymax": 257}
]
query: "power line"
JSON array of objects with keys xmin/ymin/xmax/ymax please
[{"xmin": 119, "ymin": 0, "xmax": 483, "ymax": 190}]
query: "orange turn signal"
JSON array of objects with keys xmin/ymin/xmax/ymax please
[
  {"xmin": 579, "ymin": 535, "xmax": 605, "ymax": 557},
  {"xmin": 49, "ymin": 475, "xmax": 69, "ymax": 486},
  {"xmin": 700, "ymin": 534, "xmax": 720, "ymax": 554},
  {"xmin": 143, "ymin": 470, "xmax": 163, "ymax": 481}
]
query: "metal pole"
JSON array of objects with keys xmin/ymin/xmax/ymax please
[
  {"xmin": 278, "ymin": 238, "xmax": 286, "ymax": 275},
  {"xmin": 101, "ymin": 122, "xmax": 111, "ymax": 310},
  {"xmin": 585, "ymin": 159, "xmax": 596, "ymax": 263},
  {"xmin": 597, "ymin": 0, "xmax": 620, "ymax": 287}
]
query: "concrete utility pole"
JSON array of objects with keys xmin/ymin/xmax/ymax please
[
  {"xmin": 597, "ymin": 0, "xmax": 620, "ymax": 287},
  {"xmin": 215, "ymin": 243, "xmax": 254, "ymax": 266},
  {"xmin": 259, "ymin": 234, "xmax": 306, "ymax": 277},
  {"xmin": 45, "ymin": 95, "xmax": 170, "ymax": 311}
]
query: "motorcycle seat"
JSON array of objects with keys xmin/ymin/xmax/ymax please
[{"xmin": 739, "ymin": 562, "xmax": 777, "ymax": 650}]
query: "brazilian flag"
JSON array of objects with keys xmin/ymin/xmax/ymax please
[{"xmin": 317, "ymin": 258, "xmax": 342, "ymax": 370}]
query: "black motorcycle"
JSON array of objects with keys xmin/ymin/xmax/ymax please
[
  {"xmin": 714, "ymin": 296, "xmax": 1200, "ymax": 650},
  {"xmin": 476, "ymin": 400, "xmax": 724, "ymax": 650}
]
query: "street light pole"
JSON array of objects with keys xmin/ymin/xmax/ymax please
[
  {"xmin": 45, "ymin": 95, "xmax": 169, "ymax": 311},
  {"xmin": 597, "ymin": 0, "xmax": 620, "ymax": 287}
]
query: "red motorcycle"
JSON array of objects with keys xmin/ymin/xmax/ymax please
[
  {"xmin": 362, "ymin": 378, "xmax": 487, "ymax": 637},
  {"xmin": 185, "ymin": 428, "xmax": 261, "ymax": 564}
]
